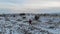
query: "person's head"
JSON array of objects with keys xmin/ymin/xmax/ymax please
[{"xmin": 29, "ymin": 19, "xmax": 31, "ymax": 20}]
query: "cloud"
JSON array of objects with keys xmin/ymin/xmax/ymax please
[
  {"xmin": 0, "ymin": 0, "xmax": 60, "ymax": 9},
  {"xmin": 0, "ymin": 0, "xmax": 60, "ymax": 13}
]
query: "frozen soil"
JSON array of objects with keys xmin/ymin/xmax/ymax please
[{"xmin": 0, "ymin": 13, "xmax": 60, "ymax": 34}]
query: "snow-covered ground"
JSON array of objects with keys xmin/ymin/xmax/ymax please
[{"xmin": 0, "ymin": 13, "xmax": 60, "ymax": 34}]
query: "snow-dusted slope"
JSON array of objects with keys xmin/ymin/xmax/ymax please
[{"xmin": 0, "ymin": 13, "xmax": 60, "ymax": 34}]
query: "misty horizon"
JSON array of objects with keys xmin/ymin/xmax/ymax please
[{"xmin": 0, "ymin": 0, "xmax": 60, "ymax": 14}]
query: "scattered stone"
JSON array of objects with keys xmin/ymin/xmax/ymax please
[
  {"xmin": 34, "ymin": 15, "xmax": 40, "ymax": 20},
  {"xmin": 48, "ymin": 26, "xmax": 55, "ymax": 29},
  {"xmin": 0, "ymin": 32, "xmax": 2, "ymax": 34},
  {"xmin": 13, "ymin": 15, "xmax": 15, "ymax": 17},
  {"xmin": 5, "ymin": 17, "xmax": 10, "ymax": 21},
  {"xmin": 19, "ymin": 13, "xmax": 26, "ymax": 16},
  {"xmin": 16, "ymin": 19, "xmax": 22, "ymax": 21},
  {"xmin": 22, "ymin": 16, "xmax": 26, "ymax": 19}
]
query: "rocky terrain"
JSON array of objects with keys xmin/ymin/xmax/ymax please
[{"xmin": 0, "ymin": 13, "xmax": 60, "ymax": 34}]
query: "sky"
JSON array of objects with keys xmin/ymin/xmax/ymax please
[{"xmin": 0, "ymin": 0, "xmax": 60, "ymax": 13}]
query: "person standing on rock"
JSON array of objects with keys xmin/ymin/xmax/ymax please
[{"xmin": 29, "ymin": 19, "xmax": 32, "ymax": 25}]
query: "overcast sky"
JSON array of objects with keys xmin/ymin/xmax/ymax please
[{"xmin": 0, "ymin": 0, "xmax": 60, "ymax": 13}]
